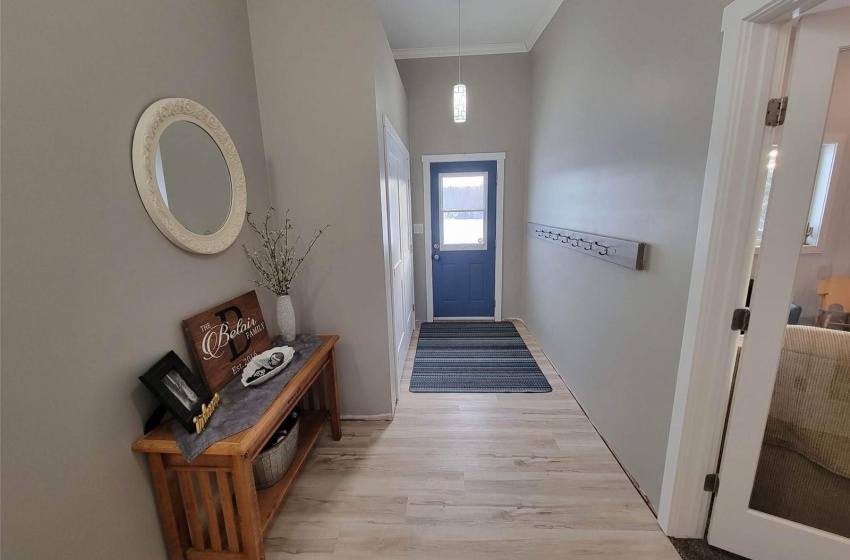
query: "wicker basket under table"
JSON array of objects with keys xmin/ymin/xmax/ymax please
[{"xmin": 253, "ymin": 416, "xmax": 300, "ymax": 489}]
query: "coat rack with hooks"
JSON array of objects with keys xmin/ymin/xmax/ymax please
[{"xmin": 526, "ymin": 222, "xmax": 648, "ymax": 270}]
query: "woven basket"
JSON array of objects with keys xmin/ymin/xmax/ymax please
[{"xmin": 252, "ymin": 417, "xmax": 299, "ymax": 489}]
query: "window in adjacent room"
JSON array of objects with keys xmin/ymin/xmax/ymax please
[{"xmin": 755, "ymin": 134, "xmax": 844, "ymax": 253}]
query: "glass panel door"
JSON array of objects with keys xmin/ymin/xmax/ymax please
[
  {"xmin": 708, "ymin": 9, "xmax": 850, "ymax": 560},
  {"xmin": 747, "ymin": 49, "xmax": 850, "ymax": 538}
]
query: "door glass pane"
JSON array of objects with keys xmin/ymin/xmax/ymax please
[
  {"xmin": 747, "ymin": 50, "xmax": 850, "ymax": 538},
  {"xmin": 757, "ymin": 143, "xmax": 840, "ymax": 248},
  {"xmin": 441, "ymin": 174, "xmax": 485, "ymax": 211},
  {"xmin": 443, "ymin": 211, "xmax": 484, "ymax": 245},
  {"xmin": 805, "ymin": 142, "xmax": 839, "ymax": 247}
]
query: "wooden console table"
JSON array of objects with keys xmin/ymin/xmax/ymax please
[{"xmin": 132, "ymin": 335, "xmax": 340, "ymax": 560}]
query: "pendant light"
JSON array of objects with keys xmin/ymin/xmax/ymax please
[{"xmin": 453, "ymin": 0, "xmax": 467, "ymax": 123}]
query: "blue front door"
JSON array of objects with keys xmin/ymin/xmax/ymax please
[{"xmin": 431, "ymin": 160, "xmax": 497, "ymax": 318}]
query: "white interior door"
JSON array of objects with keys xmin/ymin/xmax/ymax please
[
  {"xmin": 708, "ymin": 8, "xmax": 850, "ymax": 560},
  {"xmin": 384, "ymin": 123, "xmax": 414, "ymax": 393}
]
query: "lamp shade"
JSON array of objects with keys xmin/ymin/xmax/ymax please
[{"xmin": 453, "ymin": 84, "xmax": 467, "ymax": 123}]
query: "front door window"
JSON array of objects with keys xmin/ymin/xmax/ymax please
[{"xmin": 439, "ymin": 172, "xmax": 487, "ymax": 250}]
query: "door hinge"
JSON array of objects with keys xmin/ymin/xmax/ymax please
[
  {"xmin": 765, "ymin": 96, "xmax": 788, "ymax": 127},
  {"xmin": 704, "ymin": 473, "xmax": 720, "ymax": 494},
  {"xmin": 731, "ymin": 308, "xmax": 750, "ymax": 333}
]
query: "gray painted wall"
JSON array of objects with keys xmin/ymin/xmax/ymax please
[
  {"xmin": 371, "ymin": 1, "xmax": 411, "ymax": 405},
  {"xmin": 0, "ymin": 1, "xmax": 274, "ymax": 558},
  {"xmin": 522, "ymin": 0, "xmax": 730, "ymax": 507},
  {"xmin": 372, "ymin": 3, "xmax": 409, "ymax": 146},
  {"xmin": 248, "ymin": 0, "xmax": 406, "ymax": 417},
  {"xmin": 397, "ymin": 54, "xmax": 531, "ymax": 320}
]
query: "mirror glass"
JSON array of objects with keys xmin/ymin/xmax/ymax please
[{"xmin": 155, "ymin": 121, "xmax": 232, "ymax": 235}]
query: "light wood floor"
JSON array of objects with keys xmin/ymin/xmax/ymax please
[{"xmin": 266, "ymin": 321, "xmax": 680, "ymax": 559}]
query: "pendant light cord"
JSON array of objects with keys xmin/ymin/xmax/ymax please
[{"xmin": 457, "ymin": 0, "xmax": 461, "ymax": 84}]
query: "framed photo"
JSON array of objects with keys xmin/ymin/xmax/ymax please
[{"xmin": 140, "ymin": 351, "xmax": 213, "ymax": 434}]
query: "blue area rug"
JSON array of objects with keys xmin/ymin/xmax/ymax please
[{"xmin": 410, "ymin": 322, "xmax": 552, "ymax": 393}]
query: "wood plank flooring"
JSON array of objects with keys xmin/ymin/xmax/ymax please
[{"xmin": 266, "ymin": 321, "xmax": 680, "ymax": 559}]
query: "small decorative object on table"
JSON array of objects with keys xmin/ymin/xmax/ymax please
[
  {"xmin": 241, "ymin": 346, "xmax": 295, "ymax": 387},
  {"xmin": 243, "ymin": 208, "xmax": 328, "ymax": 342},
  {"xmin": 253, "ymin": 407, "xmax": 301, "ymax": 489},
  {"xmin": 139, "ymin": 351, "xmax": 219, "ymax": 434}
]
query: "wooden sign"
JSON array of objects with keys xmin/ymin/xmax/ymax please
[{"xmin": 183, "ymin": 291, "xmax": 272, "ymax": 392}]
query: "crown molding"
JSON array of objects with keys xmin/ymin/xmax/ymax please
[
  {"xmin": 525, "ymin": 0, "xmax": 565, "ymax": 50},
  {"xmin": 393, "ymin": 42, "xmax": 528, "ymax": 60},
  {"xmin": 389, "ymin": 0, "xmax": 565, "ymax": 60}
]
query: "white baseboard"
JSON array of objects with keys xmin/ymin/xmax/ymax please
[{"xmin": 340, "ymin": 413, "xmax": 393, "ymax": 421}]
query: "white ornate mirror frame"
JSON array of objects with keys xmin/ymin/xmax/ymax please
[{"xmin": 132, "ymin": 98, "xmax": 247, "ymax": 254}]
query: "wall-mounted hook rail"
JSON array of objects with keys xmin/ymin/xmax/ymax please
[
  {"xmin": 526, "ymin": 222, "xmax": 648, "ymax": 270},
  {"xmin": 594, "ymin": 241, "xmax": 616, "ymax": 256}
]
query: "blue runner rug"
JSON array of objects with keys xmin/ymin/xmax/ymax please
[{"xmin": 410, "ymin": 322, "xmax": 552, "ymax": 393}]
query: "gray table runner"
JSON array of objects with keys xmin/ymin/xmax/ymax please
[{"xmin": 173, "ymin": 334, "xmax": 325, "ymax": 462}]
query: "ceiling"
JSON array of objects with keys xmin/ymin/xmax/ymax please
[{"xmin": 374, "ymin": 0, "xmax": 565, "ymax": 59}]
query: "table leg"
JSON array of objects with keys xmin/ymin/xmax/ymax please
[
  {"xmin": 325, "ymin": 349, "xmax": 342, "ymax": 440},
  {"xmin": 231, "ymin": 456, "xmax": 264, "ymax": 560},
  {"xmin": 148, "ymin": 454, "xmax": 187, "ymax": 560}
]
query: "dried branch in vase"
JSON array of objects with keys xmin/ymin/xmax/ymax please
[{"xmin": 243, "ymin": 208, "xmax": 329, "ymax": 296}]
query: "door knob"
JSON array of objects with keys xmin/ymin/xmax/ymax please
[
  {"xmin": 433, "ymin": 243, "xmax": 440, "ymax": 249},
  {"xmin": 433, "ymin": 254, "xmax": 440, "ymax": 261}
]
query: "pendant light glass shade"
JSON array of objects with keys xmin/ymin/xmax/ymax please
[{"xmin": 453, "ymin": 84, "xmax": 467, "ymax": 123}]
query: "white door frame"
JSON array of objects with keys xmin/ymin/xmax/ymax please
[
  {"xmin": 422, "ymin": 152, "xmax": 505, "ymax": 322},
  {"xmin": 380, "ymin": 115, "xmax": 412, "ymax": 411},
  {"xmin": 657, "ymin": 0, "xmax": 832, "ymax": 538}
]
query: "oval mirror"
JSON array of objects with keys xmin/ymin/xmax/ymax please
[
  {"xmin": 132, "ymin": 99, "xmax": 247, "ymax": 254},
  {"xmin": 156, "ymin": 121, "xmax": 232, "ymax": 235}
]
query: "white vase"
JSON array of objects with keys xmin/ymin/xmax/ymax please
[{"xmin": 276, "ymin": 294, "xmax": 296, "ymax": 342}]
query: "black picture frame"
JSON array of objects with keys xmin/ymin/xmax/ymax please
[{"xmin": 140, "ymin": 351, "xmax": 213, "ymax": 434}]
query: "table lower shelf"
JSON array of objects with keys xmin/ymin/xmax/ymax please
[{"xmin": 256, "ymin": 409, "xmax": 326, "ymax": 533}]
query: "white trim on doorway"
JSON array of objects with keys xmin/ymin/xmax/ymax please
[
  {"xmin": 381, "ymin": 114, "xmax": 412, "ymax": 414},
  {"xmin": 422, "ymin": 152, "xmax": 505, "ymax": 323},
  {"xmin": 657, "ymin": 0, "xmax": 831, "ymax": 539}
]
